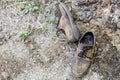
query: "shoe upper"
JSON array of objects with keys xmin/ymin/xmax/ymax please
[
  {"xmin": 57, "ymin": 3, "xmax": 80, "ymax": 42},
  {"xmin": 71, "ymin": 32, "xmax": 95, "ymax": 77}
]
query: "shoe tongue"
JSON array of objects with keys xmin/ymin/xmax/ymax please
[{"xmin": 78, "ymin": 43, "xmax": 93, "ymax": 58}]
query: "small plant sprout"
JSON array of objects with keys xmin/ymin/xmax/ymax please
[
  {"xmin": 20, "ymin": 30, "xmax": 32, "ymax": 42},
  {"xmin": 49, "ymin": 19, "xmax": 56, "ymax": 24},
  {"xmin": 39, "ymin": 7, "xmax": 45, "ymax": 13},
  {"xmin": 14, "ymin": 0, "xmax": 22, "ymax": 2},
  {"xmin": 42, "ymin": 26, "xmax": 48, "ymax": 32},
  {"xmin": 24, "ymin": 3, "xmax": 39, "ymax": 12}
]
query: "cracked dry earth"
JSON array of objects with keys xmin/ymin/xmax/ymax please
[{"xmin": 0, "ymin": 0, "xmax": 120, "ymax": 80}]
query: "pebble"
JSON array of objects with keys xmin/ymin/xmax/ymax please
[
  {"xmin": 78, "ymin": 0, "xmax": 97, "ymax": 5},
  {"xmin": 0, "ymin": 33, "xmax": 4, "ymax": 45},
  {"xmin": 29, "ymin": 44, "xmax": 36, "ymax": 50},
  {"xmin": 88, "ymin": 0, "xmax": 97, "ymax": 3},
  {"xmin": 101, "ymin": 0, "xmax": 111, "ymax": 7},
  {"xmin": 0, "ymin": 33, "xmax": 4, "ymax": 39},
  {"xmin": 0, "ymin": 42, "xmax": 3, "ymax": 45},
  {"xmin": 23, "ymin": 9, "xmax": 29, "ymax": 15},
  {"xmin": 0, "ymin": 27, "xmax": 2, "ymax": 31},
  {"xmin": 0, "ymin": 74, "xmax": 2, "ymax": 80},
  {"xmin": 98, "ymin": 48, "xmax": 102, "ymax": 52},
  {"xmin": 117, "ymin": 22, "xmax": 120, "ymax": 28},
  {"xmin": 1, "ymin": 72, "xmax": 10, "ymax": 79}
]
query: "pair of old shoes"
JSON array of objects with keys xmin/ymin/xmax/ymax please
[{"xmin": 57, "ymin": 3, "xmax": 95, "ymax": 78}]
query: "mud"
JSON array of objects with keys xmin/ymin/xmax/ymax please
[{"xmin": 0, "ymin": 0, "xmax": 120, "ymax": 80}]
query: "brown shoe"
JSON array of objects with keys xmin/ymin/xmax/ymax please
[
  {"xmin": 71, "ymin": 32, "xmax": 95, "ymax": 77},
  {"xmin": 57, "ymin": 3, "xmax": 80, "ymax": 42}
]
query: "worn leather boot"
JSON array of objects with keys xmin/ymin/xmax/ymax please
[
  {"xmin": 57, "ymin": 3, "xmax": 80, "ymax": 42},
  {"xmin": 71, "ymin": 32, "xmax": 95, "ymax": 77}
]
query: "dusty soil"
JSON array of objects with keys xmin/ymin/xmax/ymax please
[{"xmin": 0, "ymin": 0, "xmax": 120, "ymax": 80}]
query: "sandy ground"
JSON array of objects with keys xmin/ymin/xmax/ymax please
[{"xmin": 0, "ymin": 0, "xmax": 120, "ymax": 80}]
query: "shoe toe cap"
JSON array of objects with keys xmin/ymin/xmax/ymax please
[{"xmin": 71, "ymin": 58, "xmax": 90, "ymax": 77}]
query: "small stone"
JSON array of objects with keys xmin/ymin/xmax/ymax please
[
  {"xmin": 29, "ymin": 44, "xmax": 36, "ymax": 50},
  {"xmin": 76, "ymin": 10, "xmax": 93, "ymax": 22},
  {"xmin": 98, "ymin": 48, "xmax": 102, "ymax": 52},
  {"xmin": 88, "ymin": 0, "xmax": 97, "ymax": 3},
  {"xmin": 0, "ymin": 33, "xmax": 4, "ymax": 39},
  {"xmin": 62, "ymin": 46, "xmax": 65, "ymax": 50},
  {"xmin": 0, "ymin": 74, "xmax": 2, "ymax": 80},
  {"xmin": 23, "ymin": 9, "xmax": 29, "ymax": 15},
  {"xmin": 1, "ymin": 72, "xmax": 10, "ymax": 79},
  {"xmin": 79, "ymin": 0, "xmax": 87, "ymax": 5},
  {"xmin": 0, "ymin": 27, "xmax": 2, "ymax": 31},
  {"xmin": 77, "ymin": 0, "xmax": 97, "ymax": 5},
  {"xmin": 0, "ymin": 42, "xmax": 3, "ymax": 45},
  {"xmin": 90, "ymin": 4, "xmax": 97, "ymax": 11},
  {"xmin": 117, "ymin": 22, "xmax": 120, "ymax": 28},
  {"xmin": 103, "ymin": 0, "xmax": 111, "ymax": 6},
  {"xmin": 95, "ymin": 42, "xmax": 98, "ymax": 45}
]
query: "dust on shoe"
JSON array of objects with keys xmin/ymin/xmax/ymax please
[
  {"xmin": 71, "ymin": 32, "xmax": 95, "ymax": 77},
  {"xmin": 57, "ymin": 3, "xmax": 80, "ymax": 42}
]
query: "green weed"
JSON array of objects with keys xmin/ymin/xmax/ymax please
[
  {"xmin": 14, "ymin": 0, "xmax": 22, "ymax": 2},
  {"xmin": 46, "ymin": 19, "xmax": 56, "ymax": 25},
  {"xmin": 39, "ymin": 7, "xmax": 45, "ymax": 13},
  {"xmin": 49, "ymin": 19, "xmax": 56, "ymax": 24},
  {"xmin": 20, "ymin": 30, "xmax": 32, "ymax": 42},
  {"xmin": 51, "ymin": 10, "xmax": 56, "ymax": 15},
  {"xmin": 24, "ymin": 3, "xmax": 45, "ymax": 13},
  {"xmin": 24, "ymin": 3, "xmax": 39, "ymax": 12},
  {"xmin": 41, "ymin": 26, "xmax": 48, "ymax": 32}
]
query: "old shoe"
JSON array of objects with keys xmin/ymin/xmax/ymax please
[
  {"xmin": 57, "ymin": 3, "xmax": 80, "ymax": 42},
  {"xmin": 71, "ymin": 32, "xmax": 95, "ymax": 77}
]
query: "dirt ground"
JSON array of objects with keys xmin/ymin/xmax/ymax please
[{"xmin": 0, "ymin": 0, "xmax": 120, "ymax": 80}]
